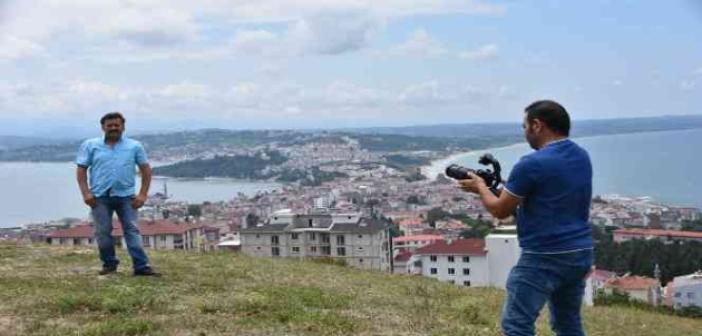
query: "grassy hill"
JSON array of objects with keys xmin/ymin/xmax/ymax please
[{"xmin": 1, "ymin": 243, "xmax": 701, "ymax": 336}]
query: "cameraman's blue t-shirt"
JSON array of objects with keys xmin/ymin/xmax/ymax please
[{"xmin": 504, "ymin": 139, "xmax": 593, "ymax": 253}]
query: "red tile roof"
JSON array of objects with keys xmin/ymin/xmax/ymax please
[
  {"xmin": 398, "ymin": 218, "xmax": 424, "ymax": 228},
  {"xmin": 604, "ymin": 276, "xmax": 659, "ymax": 290},
  {"xmin": 393, "ymin": 234, "xmax": 444, "ymax": 243},
  {"xmin": 415, "ymin": 239, "xmax": 486, "ymax": 256},
  {"xmin": 588, "ymin": 268, "xmax": 617, "ymax": 281},
  {"xmin": 394, "ymin": 250, "xmax": 413, "ymax": 262},
  {"xmin": 48, "ymin": 220, "xmax": 208, "ymax": 238},
  {"xmin": 614, "ymin": 228, "xmax": 702, "ymax": 239},
  {"xmin": 438, "ymin": 219, "xmax": 466, "ymax": 230}
]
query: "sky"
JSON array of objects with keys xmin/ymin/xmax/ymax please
[{"xmin": 0, "ymin": 0, "xmax": 701, "ymax": 138}]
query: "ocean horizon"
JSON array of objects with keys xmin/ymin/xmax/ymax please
[{"xmin": 426, "ymin": 128, "xmax": 702, "ymax": 210}]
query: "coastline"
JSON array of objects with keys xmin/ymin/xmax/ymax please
[
  {"xmin": 422, "ymin": 141, "xmax": 528, "ymax": 179},
  {"xmin": 419, "ymin": 128, "xmax": 702, "ymax": 180}
]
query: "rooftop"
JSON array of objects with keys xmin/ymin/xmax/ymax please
[
  {"xmin": 48, "ymin": 220, "xmax": 211, "ymax": 238},
  {"xmin": 393, "ymin": 234, "xmax": 444, "ymax": 243},
  {"xmin": 614, "ymin": 228, "xmax": 702, "ymax": 239},
  {"xmin": 604, "ymin": 275, "xmax": 659, "ymax": 290},
  {"xmin": 415, "ymin": 239, "xmax": 487, "ymax": 256}
]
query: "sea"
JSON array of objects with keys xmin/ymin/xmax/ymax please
[
  {"xmin": 0, "ymin": 163, "xmax": 279, "ymax": 228},
  {"xmin": 1, "ymin": 128, "xmax": 701, "ymax": 228},
  {"xmin": 425, "ymin": 128, "xmax": 702, "ymax": 211}
]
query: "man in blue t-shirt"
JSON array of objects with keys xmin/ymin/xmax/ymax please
[
  {"xmin": 76, "ymin": 112, "xmax": 160, "ymax": 277},
  {"xmin": 459, "ymin": 100, "xmax": 593, "ymax": 336}
]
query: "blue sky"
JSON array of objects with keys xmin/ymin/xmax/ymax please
[{"xmin": 0, "ymin": 0, "xmax": 700, "ymax": 137}]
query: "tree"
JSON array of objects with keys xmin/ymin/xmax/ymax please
[
  {"xmin": 246, "ymin": 213, "xmax": 260, "ymax": 227},
  {"xmin": 681, "ymin": 220, "xmax": 702, "ymax": 232},
  {"xmin": 187, "ymin": 204, "xmax": 202, "ymax": 218},
  {"xmin": 458, "ymin": 219, "xmax": 493, "ymax": 239},
  {"xmin": 407, "ymin": 195, "xmax": 426, "ymax": 205},
  {"xmin": 426, "ymin": 207, "xmax": 451, "ymax": 225},
  {"xmin": 594, "ymin": 235, "xmax": 702, "ymax": 284}
]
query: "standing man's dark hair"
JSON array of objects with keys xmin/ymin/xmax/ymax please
[
  {"xmin": 100, "ymin": 112, "xmax": 126, "ymax": 125},
  {"xmin": 458, "ymin": 100, "xmax": 593, "ymax": 336},
  {"xmin": 76, "ymin": 112, "xmax": 160, "ymax": 277}
]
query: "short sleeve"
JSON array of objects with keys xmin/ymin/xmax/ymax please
[
  {"xmin": 76, "ymin": 140, "xmax": 93, "ymax": 167},
  {"xmin": 504, "ymin": 156, "xmax": 540, "ymax": 198},
  {"xmin": 135, "ymin": 142, "xmax": 149, "ymax": 166}
]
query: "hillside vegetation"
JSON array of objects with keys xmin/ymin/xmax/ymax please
[{"xmin": 1, "ymin": 243, "xmax": 701, "ymax": 336}]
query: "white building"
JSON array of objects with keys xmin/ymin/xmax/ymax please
[
  {"xmin": 668, "ymin": 271, "xmax": 702, "ymax": 310},
  {"xmin": 583, "ymin": 268, "xmax": 617, "ymax": 306},
  {"xmin": 392, "ymin": 234, "xmax": 444, "ymax": 257},
  {"xmin": 413, "ymin": 234, "xmax": 520, "ymax": 288},
  {"xmin": 485, "ymin": 234, "xmax": 521, "ymax": 289},
  {"xmin": 604, "ymin": 275, "xmax": 661, "ymax": 306},
  {"xmin": 240, "ymin": 211, "xmax": 391, "ymax": 272},
  {"xmin": 47, "ymin": 220, "xmax": 220, "ymax": 251}
]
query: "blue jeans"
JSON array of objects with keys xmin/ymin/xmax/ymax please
[
  {"xmin": 501, "ymin": 249, "xmax": 593, "ymax": 336},
  {"xmin": 91, "ymin": 196, "xmax": 150, "ymax": 271}
]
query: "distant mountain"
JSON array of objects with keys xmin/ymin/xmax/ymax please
[
  {"xmin": 0, "ymin": 136, "xmax": 63, "ymax": 151},
  {"xmin": 2, "ymin": 115, "xmax": 701, "ymax": 162},
  {"xmin": 346, "ymin": 115, "xmax": 702, "ymax": 139}
]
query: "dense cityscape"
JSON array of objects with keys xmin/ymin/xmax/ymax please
[{"xmin": 2, "ymin": 136, "xmax": 701, "ymax": 317}]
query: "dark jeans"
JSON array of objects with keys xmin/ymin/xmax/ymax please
[
  {"xmin": 91, "ymin": 196, "xmax": 150, "ymax": 271},
  {"xmin": 501, "ymin": 249, "xmax": 593, "ymax": 336}
]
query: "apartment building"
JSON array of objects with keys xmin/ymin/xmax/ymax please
[
  {"xmin": 667, "ymin": 271, "xmax": 702, "ymax": 310},
  {"xmin": 239, "ymin": 211, "xmax": 391, "ymax": 271},
  {"xmin": 47, "ymin": 220, "xmax": 220, "ymax": 251},
  {"xmin": 414, "ymin": 234, "xmax": 520, "ymax": 288}
]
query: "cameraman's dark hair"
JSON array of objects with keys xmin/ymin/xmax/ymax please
[
  {"xmin": 100, "ymin": 112, "xmax": 126, "ymax": 125},
  {"xmin": 524, "ymin": 100, "xmax": 570, "ymax": 136}
]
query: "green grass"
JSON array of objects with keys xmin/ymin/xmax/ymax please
[{"xmin": 1, "ymin": 243, "xmax": 701, "ymax": 335}]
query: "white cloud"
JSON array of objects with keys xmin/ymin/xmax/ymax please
[
  {"xmin": 157, "ymin": 83, "xmax": 210, "ymax": 101},
  {"xmin": 95, "ymin": 7, "xmax": 196, "ymax": 47},
  {"xmin": 283, "ymin": 106, "xmax": 303, "ymax": 116},
  {"xmin": 385, "ymin": 28, "xmax": 447, "ymax": 57},
  {"xmin": 66, "ymin": 80, "xmax": 124, "ymax": 100},
  {"xmin": 0, "ymin": 36, "xmax": 45, "ymax": 60},
  {"xmin": 286, "ymin": 10, "xmax": 380, "ymax": 55},
  {"xmin": 0, "ymin": 0, "xmax": 504, "ymax": 61},
  {"xmin": 229, "ymin": 10, "xmax": 381, "ymax": 57},
  {"xmin": 399, "ymin": 80, "xmax": 460, "ymax": 105},
  {"xmin": 680, "ymin": 80, "xmax": 696, "ymax": 91},
  {"xmin": 1, "ymin": 1, "xmax": 196, "ymax": 47},
  {"xmin": 458, "ymin": 44, "xmax": 499, "ymax": 61},
  {"xmin": 232, "ymin": 30, "xmax": 280, "ymax": 56},
  {"xmin": 0, "ymin": 76, "xmax": 525, "ymax": 131},
  {"xmin": 322, "ymin": 81, "xmax": 390, "ymax": 107},
  {"xmin": 195, "ymin": 0, "xmax": 505, "ymax": 23}
]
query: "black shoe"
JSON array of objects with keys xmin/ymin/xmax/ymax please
[
  {"xmin": 133, "ymin": 267, "xmax": 161, "ymax": 277},
  {"xmin": 99, "ymin": 267, "xmax": 117, "ymax": 275}
]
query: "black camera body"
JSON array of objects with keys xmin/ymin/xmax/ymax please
[{"xmin": 445, "ymin": 153, "xmax": 503, "ymax": 194}]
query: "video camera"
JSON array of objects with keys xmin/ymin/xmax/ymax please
[{"xmin": 445, "ymin": 153, "xmax": 503, "ymax": 195}]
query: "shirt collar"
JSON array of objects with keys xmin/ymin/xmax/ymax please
[
  {"xmin": 103, "ymin": 135, "xmax": 125, "ymax": 145},
  {"xmin": 544, "ymin": 137, "xmax": 569, "ymax": 148}
]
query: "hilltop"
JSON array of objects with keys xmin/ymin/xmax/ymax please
[
  {"xmin": 2, "ymin": 115, "xmax": 701, "ymax": 163},
  {"xmin": 1, "ymin": 243, "xmax": 701, "ymax": 335}
]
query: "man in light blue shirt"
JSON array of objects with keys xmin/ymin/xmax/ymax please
[{"xmin": 76, "ymin": 112, "xmax": 159, "ymax": 276}]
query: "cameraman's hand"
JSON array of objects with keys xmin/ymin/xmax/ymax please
[{"xmin": 459, "ymin": 172, "xmax": 486, "ymax": 194}]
